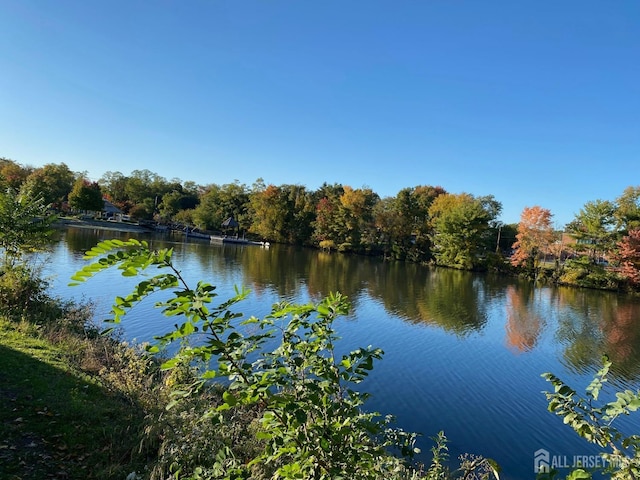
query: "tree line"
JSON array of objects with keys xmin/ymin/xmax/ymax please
[{"xmin": 1, "ymin": 156, "xmax": 638, "ymax": 290}]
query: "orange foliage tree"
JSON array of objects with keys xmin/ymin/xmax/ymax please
[
  {"xmin": 511, "ymin": 206, "xmax": 555, "ymax": 273},
  {"xmin": 617, "ymin": 228, "xmax": 640, "ymax": 287}
]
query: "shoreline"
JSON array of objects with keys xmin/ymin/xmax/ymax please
[{"xmin": 54, "ymin": 217, "xmax": 152, "ymax": 233}]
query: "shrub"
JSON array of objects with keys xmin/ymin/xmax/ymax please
[
  {"xmin": 541, "ymin": 356, "xmax": 640, "ymax": 479},
  {"xmin": 0, "ymin": 265, "xmax": 62, "ymax": 321}
]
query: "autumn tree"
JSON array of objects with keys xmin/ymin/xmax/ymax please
[
  {"xmin": 373, "ymin": 197, "xmax": 403, "ymax": 257},
  {"xmin": 311, "ymin": 183, "xmax": 344, "ymax": 250},
  {"xmin": 428, "ymin": 193, "xmax": 501, "ymax": 270},
  {"xmin": 337, "ymin": 186, "xmax": 379, "ymax": 251},
  {"xmin": 510, "ymin": 206, "xmax": 555, "ymax": 276},
  {"xmin": 68, "ymin": 177, "xmax": 104, "ymax": 213},
  {"xmin": 249, "ymin": 183, "xmax": 314, "ymax": 244},
  {"xmin": 0, "ymin": 157, "xmax": 33, "ymax": 190},
  {"xmin": 313, "ymin": 195, "xmax": 342, "ymax": 250},
  {"xmin": 249, "ymin": 184, "xmax": 287, "ymax": 242},
  {"xmin": 616, "ymin": 229, "xmax": 640, "ymax": 288},
  {"xmin": 23, "ymin": 163, "xmax": 75, "ymax": 209}
]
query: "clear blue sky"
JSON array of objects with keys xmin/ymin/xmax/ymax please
[{"xmin": 1, "ymin": 1, "xmax": 638, "ymax": 226}]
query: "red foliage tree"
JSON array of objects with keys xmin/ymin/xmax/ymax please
[
  {"xmin": 617, "ymin": 229, "xmax": 640, "ymax": 286},
  {"xmin": 511, "ymin": 206, "xmax": 555, "ymax": 270}
]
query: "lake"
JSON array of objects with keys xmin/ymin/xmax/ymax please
[{"xmin": 40, "ymin": 226, "xmax": 640, "ymax": 480}]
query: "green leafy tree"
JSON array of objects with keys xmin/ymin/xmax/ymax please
[
  {"xmin": 615, "ymin": 186, "xmax": 640, "ymax": 233},
  {"xmin": 0, "ymin": 187, "xmax": 56, "ymax": 267},
  {"xmin": 124, "ymin": 169, "xmax": 156, "ymax": 205},
  {"xmin": 68, "ymin": 178, "xmax": 104, "ymax": 212},
  {"xmin": 375, "ymin": 186, "xmax": 445, "ymax": 261},
  {"xmin": 428, "ymin": 193, "xmax": 501, "ymax": 270},
  {"xmin": 283, "ymin": 184, "xmax": 316, "ymax": 244},
  {"xmin": 23, "ymin": 163, "xmax": 75, "ymax": 209},
  {"xmin": 158, "ymin": 188, "xmax": 199, "ymax": 221},
  {"xmin": 193, "ymin": 181, "xmax": 249, "ymax": 232},
  {"xmin": 129, "ymin": 201, "xmax": 154, "ymax": 221},
  {"xmin": 99, "ymin": 171, "xmax": 129, "ymax": 206},
  {"xmin": 157, "ymin": 190, "xmax": 182, "ymax": 220},
  {"xmin": 566, "ymin": 200, "xmax": 616, "ymax": 263},
  {"xmin": 173, "ymin": 208, "xmax": 195, "ymax": 227}
]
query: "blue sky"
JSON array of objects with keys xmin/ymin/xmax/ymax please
[{"xmin": 1, "ymin": 1, "xmax": 638, "ymax": 226}]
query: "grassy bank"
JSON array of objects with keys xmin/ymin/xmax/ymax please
[
  {"xmin": 0, "ymin": 278, "xmax": 265, "ymax": 480},
  {"xmin": 0, "ymin": 305, "xmax": 156, "ymax": 479}
]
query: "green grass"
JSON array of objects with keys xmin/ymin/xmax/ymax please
[{"xmin": 0, "ymin": 318, "xmax": 149, "ymax": 479}]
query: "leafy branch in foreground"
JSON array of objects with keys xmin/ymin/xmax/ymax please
[
  {"xmin": 541, "ymin": 356, "xmax": 640, "ymax": 479},
  {"xmin": 0, "ymin": 186, "xmax": 56, "ymax": 268},
  {"xmin": 72, "ymin": 239, "xmax": 499, "ymax": 479}
]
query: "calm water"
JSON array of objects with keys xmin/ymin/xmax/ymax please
[{"xmin": 40, "ymin": 227, "xmax": 640, "ymax": 479}]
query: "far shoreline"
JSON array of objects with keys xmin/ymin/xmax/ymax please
[{"xmin": 54, "ymin": 217, "xmax": 152, "ymax": 234}]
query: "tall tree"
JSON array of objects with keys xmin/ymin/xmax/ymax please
[
  {"xmin": 373, "ymin": 196, "xmax": 402, "ymax": 256},
  {"xmin": 615, "ymin": 186, "xmax": 640, "ymax": 233},
  {"xmin": 337, "ymin": 186, "xmax": 379, "ymax": 251},
  {"xmin": 99, "ymin": 171, "xmax": 129, "ymax": 205},
  {"xmin": 565, "ymin": 199, "xmax": 616, "ymax": 263},
  {"xmin": 510, "ymin": 206, "xmax": 555, "ymax": 275},
  {"xmin": 372, "ymin": 186, "xmax": 445, "ymax": 260},
  {"xmin": 313, "ymin": 195, "xmax": 342, "ymax": 250},
  {"xmin": 193, "ymin": 181, "xmax": 249, "ymax": 231},
  {"xmin": 248, "ymin": 183, "xmax": 313, "ymax": 244},
  {"xmin": 23, "ymin": 163, "xmax": 75, "ymax": 209},
  {"xmin": 125, "ymin": 169, "xmax": 157, "ymax": 205},
  {"xmin": 249, "ymin": 184, "xmax": 288, "ymax": 242},
  {"xmin": 0, "ymin": 158, "xmax": 33, "ymax": 190},
  {"xmin": 311, "ymin": 183, "xmax": 344, "ymax": 249},
  {"xmin": 68, "ymin": 178, "xmax": 104, "ymax": 212},
  {"xmin": 616, "ymin": 229, "xmax": 640, "ymax": 288},
  {"xmin": 428, "ymin": 193, "xmax": 501, "ymax": 270}
]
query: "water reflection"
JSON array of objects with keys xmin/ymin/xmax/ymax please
[
  {"xmin": 554, "ymin": 287, "xmax": 640, "ymax": 380},
  {"xmin": 505, "ymin": 284, "xmax": 545, "ymax": 353},
  {"xmin": 52, "ymin": 228, "xmax": 640, "ymax": 384},
  {"xmin": 46, "ymin": 228, "xmax": 640, "ymax": 480},
  {"xmin": 414, "ymin": 269, "xmax": 489, "ymax": 335}
]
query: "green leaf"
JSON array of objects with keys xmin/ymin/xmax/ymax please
[
  {"xmin": 222, "ymin": 390, "xmax": 237, "ymax": 407},
  {"xmin": 161, "ymin": 358, "xmax": 180, "ymax": 370},
  {"xmin": 121, "ymin": 266, "xmax": 139, "ymax": 277},
  {"xmin": 567, "ymin": 469, "xmax": 592, "ymax": 479}
]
